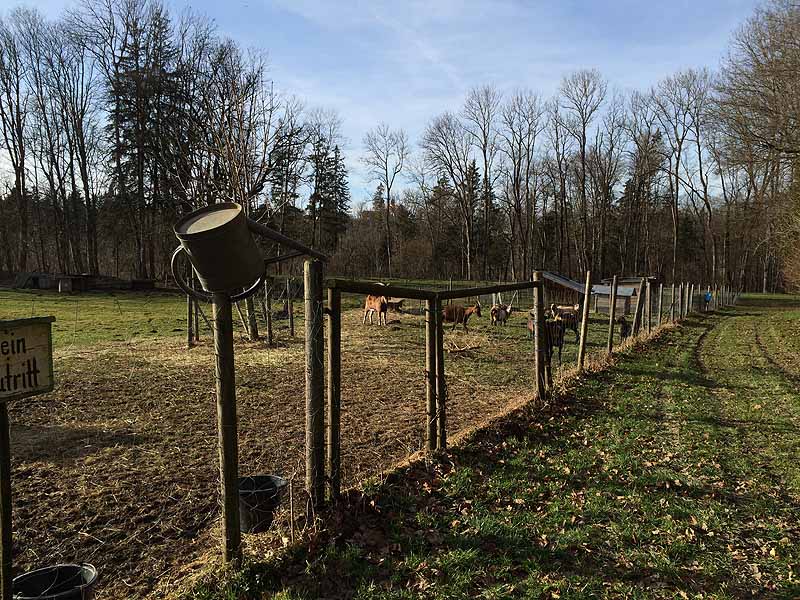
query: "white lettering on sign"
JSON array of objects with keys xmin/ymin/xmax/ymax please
[{"xmin": 0, "ymin": 317, "xmax": 55, "ymax": 402}]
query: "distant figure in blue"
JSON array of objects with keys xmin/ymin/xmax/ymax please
[{"xmin": 704, "ymin": 290, "xmax": 712, "ymax": 311}]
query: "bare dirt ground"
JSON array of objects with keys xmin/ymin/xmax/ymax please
[{"xmin": 9, "ymin": 302, "xmax": 546, "ymax": 599}]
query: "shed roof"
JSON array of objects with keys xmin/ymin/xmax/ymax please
[
  {"xmin": 591, "ymin": 284, "xmax": 636, "ymax": 297},
  {"xmin": 541, "ymin": 271, "xmax": 587, "ymax": 294}
]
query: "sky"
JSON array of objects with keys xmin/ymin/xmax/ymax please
[{"xmin": 17, "ymin": 0, "xmax": 762, "ymax": 201}]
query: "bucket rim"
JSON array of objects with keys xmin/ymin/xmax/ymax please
[
  {"xmin": 238, "ymin": 474, "xmax": 288, "ymax": 491},
  {"xmin": 173, "ymin": 202, "xmax": 244, "ymax": 239},
  {"xmin": 13, "ymin": 563, "xmax": 98, "ymax": 600}
]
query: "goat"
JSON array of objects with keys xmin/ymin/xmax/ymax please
[
  {"xmin": 363, "ymin": 295, "xmax": 388, "ymax": 326},
  {"xmin": 550, "ymin": 303, "xmax": 581, "ymax": 344},
  {"xmin": 527, "ymin": 314, "xmax": 566, "ymax": 365},
  {"xmin": 442, "ymin": 302, "xmax": 481, "ymax": 332},
  {"xmin": 617, "ymin": 315, "xmax": 631, "ymax": 341},
  {"xmin": 490, "ymin": 303, "xmax": 513, "ymax": 326}
]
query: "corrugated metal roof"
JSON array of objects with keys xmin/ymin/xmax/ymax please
[
  {"xmin": 541, "ymin": 271, "xmax": 587, "ymax": 294},
  {"xmin": 591, "ymin": 285, "xmax": 636, "ymax": 297},
  {"xmin": 540, "ymin": 271, "xmax": 638, "ymax": 297}
]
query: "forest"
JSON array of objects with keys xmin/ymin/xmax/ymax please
[{"xmin": 0, "ymin": 0, "xmax": 797, "ymax": 291}]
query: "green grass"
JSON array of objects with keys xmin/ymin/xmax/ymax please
[
  {"xmin": 186, "ymin": 295, "xmax": 800, "ymax": 599},
  {"xmin": 0, "ymin": 288, "xmax": 188, "ymax": 348}
]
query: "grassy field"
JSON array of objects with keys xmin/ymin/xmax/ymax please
[
  {"xmin": 186, "ymin": 295, "xmax": 800, "ymax": 599},
  {"xmin": 1, "ymin": 285, "xmax": 628, "ymax": 599}
]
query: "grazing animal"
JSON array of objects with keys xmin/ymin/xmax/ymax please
[
  {"xmin": 442, "ymin": 303, "xmax": 482, "ymax": 332},
  {"xmin": 363, "ymin": 295, "xmax": 388, "ymax": 326},
  {"xmin": 490, "ymin": 303, "xmax": 513, "ymax": 326},
  {"xmin": 550, "ymin": 303, "xmax": 581, "ymax": 343},
  {"xmin": 527, "ymin": 314, "xmax": 566, "ymax": 365},
  {"xmin": 617, "ymin": 315, "xmax": 631, "ymax": 340}
]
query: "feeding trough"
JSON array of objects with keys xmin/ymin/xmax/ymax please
[
  {"xmin": 12, "ymin": 563, "xmax": 97, "ymax": 600},
  {"xmin": 238, "ymin": 475, "xmax": 287, "ymax": 533}
]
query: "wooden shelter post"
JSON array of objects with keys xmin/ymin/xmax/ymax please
[
  {"xmin": 435, "ymin": 298, "xmax": 447, "ymax": 449},
  {"xmin": 425, "ymin": 298, "xmax": 437, "ymax": 452},
  {"xmin": 326, "ymin": 288, "xmax": 341, "ymax": 501},
  {"xmin": 212, "ymin": 292, "xmax": 241, "ymax": 563},
  {"xmin": 577, "ymin": 271, "xmax": 591, "ymax": 371},
  {"xmin": 305, "ymin": 261, "xmax": 325, "ymax": 508},
  {"xmin": 606, "ymin": 275, "xmax": 618, "ymax": 354},
  {"xmin": 533, "ymin": 272, "xmax": 548, "ymax": 398}
]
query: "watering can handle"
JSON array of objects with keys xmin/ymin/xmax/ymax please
[{"xmin": 171, "ymin": 246, "xmax": 266, "ymax": 303}]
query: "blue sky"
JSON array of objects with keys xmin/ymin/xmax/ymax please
[{"xmin": 26, "ymin": 0, "xmax": 761, "ymax": 201}]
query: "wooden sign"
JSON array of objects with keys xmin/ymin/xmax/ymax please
[{"xmin": 0, "ymin": 317, "xmax": 55, "ymax": 402}]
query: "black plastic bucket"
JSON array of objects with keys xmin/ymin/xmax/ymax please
[
  {"xmin": 238, "ymin": 475, "xmax": 287, "ymax": 533},
  {"xmin": 13, "ymin": 564, "xmax": 97, "ymax": 600}
]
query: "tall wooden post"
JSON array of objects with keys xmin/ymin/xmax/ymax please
[
  {"xmin": 186, "ymin": 264, "xmax": 194, "ymax": 348},
  {"xmin": 631, "ymin": 278, "xmax": 646, "ymax": 335},
  {"xmin": 434, "ymin": 298, "xmax": 447, "ymax": 449},
  {"xmin": 689, "ymin": 284, "xmax": 695, "ymax": 314},
  {"xmin": 326, "ymin": 287, "xmax": 341, "ymax": 501},
  {"xmin": 645, "ymin": 280, "xmax": 652, "ymax": 333},
  {"xmin": 670, "ymin": 283, "xmax": 676, "ymax": 322},
  {"xmin": 577, "ymin": 271, "xmax": 591, "ymax": 371},
  {"xmin": 425, "ymin": 298, "xmax": 437, "ymax": 452},
  {"xmin": 657, "ymin": 283, "xmax": 663, "ymax": 325},
  {"xmin": 288, "ymin": 278, "xmax": 295, "ymax": 337},
  {"xmin": 533, "ymin": 272, "xmax": 548, "ymax": 398},
  {"xmin": 193, "ymin": 272, "xmax": 200, "ymax": 342},
  {"xmin": 187, "ymin": 293, "xmax": 194, "ymax": 348},
  {"xmin": 606, "ymin": 275, "xmax": 618, "ymax": 355},
  {"xmin": 212, "ymin": 293, "xmax": 241, "ymax": 562},
  {"xmin": 0, "ymin": 404, "xmax": 11, "ymax": 600},
  {"xmin": 305, "ymin": 261, "xmax": 325, "ymax": 508},
  {"xmin": 264, "ymin": 278, "xmax": 274, "ymax": 347}
]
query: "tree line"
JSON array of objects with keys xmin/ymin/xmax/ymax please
[{"xmin": 0, "ymin": 0, "xmax": 797, "ymax": 291}]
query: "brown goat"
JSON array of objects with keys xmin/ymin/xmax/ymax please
[
  {"xmin": 363, "ymin": 295, "xmax": 388, "ymax": 326},
  {"xmin": 442, "ymin": 303, "xmax": 481, "ymax": 332}
]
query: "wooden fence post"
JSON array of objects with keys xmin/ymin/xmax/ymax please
[
  {"xmin": 288, "ymin": 278, "xmax": 295, "ymax": 337},
  {"xmin": 533, "ymin": 272, "xmax": 548, "ymax": 399},
  {"xmin": 593, "ymin": 293, "xmax": 598, "ymax": 313},
  {"xmin": 689, "ymin": 284, "xmax": 695, "ymax": 314},
  {"xmin": 0, "ymin": 405, "xmax": 11, "ymax": 600},
  {"xmin": 631, "ymin": 278, "xmax": 646, "ymax": 335},
  {"xmin": 685, "ymin": 283, "xmax": 690, "ymax": 316},
  {"xmin": 606, "ymin": 275, "xmax": 618, "ymax": 355},
  {"xmin": 645, "ymin": 280, "xmax": 652, "ymax": 333},
  {"xmin": 264, "ymin": 278, "xmax": 274, "ymax": 347},
  {"xmin": 193, "ymin": 272, "xmax": 200, "ymax": 342},
  {"xmin": 425, "ymin": 298, "xmax": 437, "ymax": 452},
  {"xmin": 657, "ymin": 283, "xmax": 663, "ymax": 325},
  {"xmin": 305, "ymin": 261, "xmax": 325, "ymax": 508},
  {"xmin": 212, "ymin": 293, "xmax": 241, "ymax": 562},
  {"xmin": 670, "ymin": 283, "xmax": 676, "ymax": 322},
  {"xmin": 187, "ymin": 293, "xmax": 194, "ymax": 348},
  {"xmin": 186, "ymin": 264, "xmax": 194, "ymax": 348},
  {"xmin": 326, "ymin": 287, "xmax": 341, "ymax": 501},
  {"xmin": 577, "ymin": 271, "xmax": 591, "ymax": 371},
  {"xmin": 435, "ymin": 297, "xmax": 447, "ymax": 449}
]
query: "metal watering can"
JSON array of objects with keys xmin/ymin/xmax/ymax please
[
  {"xmin": 173, "ymin": 202, "xmax": 265, "ymax": 301},
  {"xmin": 172, "ymin": 202, "xmax": 328, "ymax": 302}
]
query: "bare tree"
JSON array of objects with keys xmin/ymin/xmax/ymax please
[
  {"xmin": 362, "ymin": 122, "xmax": 408, "ymax": 276},
  {"xmin": 558, "ymin": 69, "xmax": 607, "ymax": 273},
  {"xmin": 497, "ymin": 89, "xmax": 545, "ymax": 278},
  {"xmin": 463, "ymin": 84, "xmax": 501, "ymax": 279},
  {"xmin": 0, "ymin": 9, "xmax": 31, "ymax": 270}
]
